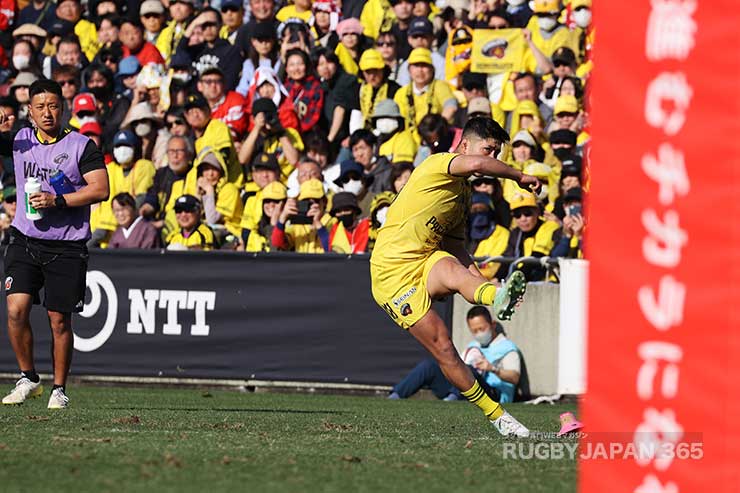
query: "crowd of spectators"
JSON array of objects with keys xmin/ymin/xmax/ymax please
[{"xmin": 0, "ymin": 0, "xmax": 592, "ymax": 281}]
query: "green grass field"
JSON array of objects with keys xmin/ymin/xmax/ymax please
[{"xmin": 0, "ymin": 386, "xmax": 577, "ymax": 493}]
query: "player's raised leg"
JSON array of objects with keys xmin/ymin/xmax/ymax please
[
  {"xmin": 426, "ymin": 256, "xmax": 527, "ymax": 321},
  {"xmin": 2, "ymin": 294, "xmax": 43, "ymax": 405},
  {"xmin": 409, "ymin": 309, "xmax": 529, "ymax": 437}
]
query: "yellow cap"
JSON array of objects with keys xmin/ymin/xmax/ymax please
[
  {"xmin": 509, "ymin": 191, "xmax": 538, "ymax": 210},
  {"xmin": 533, "ymin": 0, "xmax": 561, "ymax": 14},
  {"xmin": 359, "ymin": 48, "xmax": 385, "ymax": 71},
  {"xmin": 523, "ymin": 162, "xmax": 553, "ymax": 179},
  {"xmin": 570, "ymin": 0, "xmax": 591, "ymax": 8},
  {"xmin": 298, "ymin": 178, "xmax": 325, "ymax": 200},
  {"xmin": 407, "ymin": 47, "xmax": 433, "ymax": 66},
  {"xmin": 554, "ymin": 95, "xmax": 579, "ymax": 115},
  {"xmin": 262, "ymin": 181, "xmax": 287, "ymax": 201}
]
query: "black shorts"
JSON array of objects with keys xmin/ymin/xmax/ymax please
[{"xmin": 3, "ymin": 229, "xmax": 89, "ymax": 313}]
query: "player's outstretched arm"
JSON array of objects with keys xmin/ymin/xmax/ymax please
[{"xmin": 449, "ymin": 155, "xmax": 541, "ymax": 194}]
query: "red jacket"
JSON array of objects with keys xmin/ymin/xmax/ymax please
[
  {"xmin": 211, "ymin": 91, "xmax": 248, "ymax": 140},
  {"xmin": 123, "ymin": 42, "xmax": 165, "ymax": 67},
  {"xmin": 329, "ymin": 219, "xmax": 370, "ymax": 254}
]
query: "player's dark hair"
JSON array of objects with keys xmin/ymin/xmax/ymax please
[
  {"xmin": 462, "ymin": 117, "xmax": 510, "ymax": 143},
  {"xmin": 112, "ymin": 192, "xmax": 136, "ymax": 210},
  {"xmin": 467, "ymin": 305, "xmax": 493, "ymax": 322},
  {"xmin": 29, "ymin": 79, "xmax": 63, "ymax": 101}
]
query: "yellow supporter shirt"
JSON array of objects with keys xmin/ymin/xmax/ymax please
[
  {"xmin": 473, "ymin": 225, "xmax": 510, "ymax": 279},
  {"xmin": 525, "ymin": 18, "xmax": 581, "ymax": 60},
  {"xmin": 213, "ymin": 181, "xmax": 244, "ymax": 237},
  {"xmin": 284, "ymin": 213, "xmax": 334, "ymax": 253},
  {"xmin": 371, "ymin": 152, "xmax": 470, "ymax": 265},
  {"xmin": 75, "ymin": 19, "xmax": 100, "ymax": 62},
  {"xmin": 520, "ymin": 219, "xmax": 561, "ymax": 256},
  {"xmin": 360, "ymin": 0, "xmax": 396, "ymax": 39},
  {"xmin": 276, "ymin": 5, "xmax": 313, "ymax": 23},
  {"xmin": 263, "ymin": 127, "xmax": 304, "ymax": 179},
  {"xmin": 378, "ymin": 129, "xmax": 418, "ymax": 163},
  {"xmin": 394, "ymin": 80, "xmax": 457, "ymax": 131},
  {"xmin": 160, "ymin": 179, "xmax": 188, "ymax": 239},
  {"xmin": 165, "ymin": 223, "xmax": 216, "ymax": 250},
  {"xmin": 195, "ymin": 119, "xmax": 243, "ymax": 187},
  {"xmin": 335, "ymin": 43, "xmax": 359, "ymax": 76},
  {"xmin": 90, "ymin": 159, "xmax": 156, "ymax": 234}
]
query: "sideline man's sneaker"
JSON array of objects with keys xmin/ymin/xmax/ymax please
[
  {"xmin": 491, "ymin": 410, "xmax": 531, "ymax": 438},
  {"xmin": 2, "ymin": 377, "xmax": 43, "ymax": 405},
  {"xmin": 494, "ymin": 270, "xmax": 527, "ymax": 321},
  {"xmin": 47, "ymin": 388, "xmax": 69, "ymax": 409}
]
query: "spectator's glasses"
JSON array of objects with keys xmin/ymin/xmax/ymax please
[
  {"xmin": 512, "ymin": 209, "xmax": 536, "ymax": 219},
  {"xmin": 77, "ymin": 111, "xmax": 95, "ymax": 118},
  {"xmin": 101, "ymin": 55, "xmax": 116, "ymax": 63},
  {"xmin": 376, "ymin": 41, "xmax": 395, "ymax": 48},
  {"xmin": 167, "ymin": 148, "xmax": 187, "ymax": 155},
  {"xmin": 167, "ymin": 118, "xmax": 185, "ymax": 128},
  {"xmin": 56, "ymin": 79, "xmax": 77, "ymax": 87},
  {"xmin": 142, "ymin": 13, "xmax": 161, "ymax": 19},
  {"xmin": 553, "ymin": 61, "xmax": 571, "ymax": 68},
  {"xmin": 174, "ymin": 206, "xmax": 198, "ymax": 214},
  {"xmin": 200, "ymin": 21, "xmax": 219, "ymax": 30},
  {"xmin": 3, "ymin": 196, "xmax": 16, "ymax": 204},
  {"xmin": 556, "ymin": 112, "xmax": 578, "ymax": 118},
  {"xmin": 221, "ymin": 6, "xmax": 240, "ymax": 12}
]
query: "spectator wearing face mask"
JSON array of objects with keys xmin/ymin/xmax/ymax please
[
  {"xmin": 467, "ymin": 193, "xmax": 510, "ymax": 280},
  {"xmin": 244, "ymin": 181, "xmax": 286, "ymax": 252},
  {"xmin": 121, "ymin": 102, "xmax": 161, "ymax": 161},
  {"xmin": 333, "ymin": 160, "xmax": 372, "ymax": 205},
  {"xmin": 525, "ymin": 0, "xmax": 579, "ymax": 61},
  {"xmin": 547, "ymin": 128, "xmax": 579, "ymax": 168},
  {"xmin": 68, "ymin": 92, "xmax": 98, "ymax": 132},
  {"xmin": 389, "ymin": 306, "xmax": 521, "ymax": 403},
  {"xmin": 328, "ymin": 192, "xmax": 370, "ymax": 254},
  {"xmin": 89, "ymin": 130, "xmax": 156, "ymax": 247},
  {"xmin": 370, "ymin": 99, "xmax": 417, "ymax": 165}
]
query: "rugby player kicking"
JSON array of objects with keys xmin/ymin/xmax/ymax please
[{"xmin": 371, "ymin": 117, "xmax": 540, "ymax": 437}]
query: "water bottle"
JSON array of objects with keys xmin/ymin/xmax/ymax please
[
  {"xmin": 49, "ymin": 170, "xmax": 75, "ymax": 195},
  {"xmin": 24, "ymin": 177, "xmax": 42, "ymax": 220}
]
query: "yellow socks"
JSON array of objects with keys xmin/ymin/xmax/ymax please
[
  {"xmin": 462, "ymin": 380, "xmax": 504, "ymax": 420},
  {"xmin": 474, "ymin": 282, "xmax": 497, "ymax": 305}
]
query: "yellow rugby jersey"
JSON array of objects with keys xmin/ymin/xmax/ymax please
[{"xmin": 371, "ymin": 152, "xmax": 470, "ymax": 263}]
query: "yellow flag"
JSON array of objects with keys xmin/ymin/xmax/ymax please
[{"xmin": 471, "ymin": 29, "xmax": 526, "ymax": 74}]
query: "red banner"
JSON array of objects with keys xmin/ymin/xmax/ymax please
[{"xmin": 582, "ymin": 1, "xmax": 740, "ymax": 492}]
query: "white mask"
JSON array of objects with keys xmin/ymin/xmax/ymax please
[
  {"xmin": 537, "ymin": 16, "xmax": 558, "ymax": 31},
  {"xmin": 13, "ymin": 55, "xmax": 30, "ymax": 71},
  {"xmin": 342, "ymin": 179, "xmax": 363, "ymax": 196},
  {"xmin": 375, "ymin": 118, "xmax": 399, "ymax": 135},
  {"xmin": 172, "ymin": 72, "xmax": 192, "ymax": 83},
  {"xmin": 506, "ymin": 0, "xmax": 526, "ymax": 6},
  {"xmin": 573, "ymin": 9, "xmax": 592, "ymax": 28},
  {"xmin": 134, "ymin": 122, "xmax": 152, "ymax": 137},
  {"xmin": 474, "ymin": 330, "xmax": 494, "ymax": 346},
  {"xmin": 375, "ymin": 206, "xmax": 388, "ymax": 227},
  {"xmin": 78, "ymin": 115, "xmax": 97, "ymax": 126},
  {"xmin": 113, "ymin": 146, "xmax": 135, "ymax": 165}
]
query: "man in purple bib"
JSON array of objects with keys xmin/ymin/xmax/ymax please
[{"xmin": 0, "ymin": 80, "xmax": 109, "ymax": 409}]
